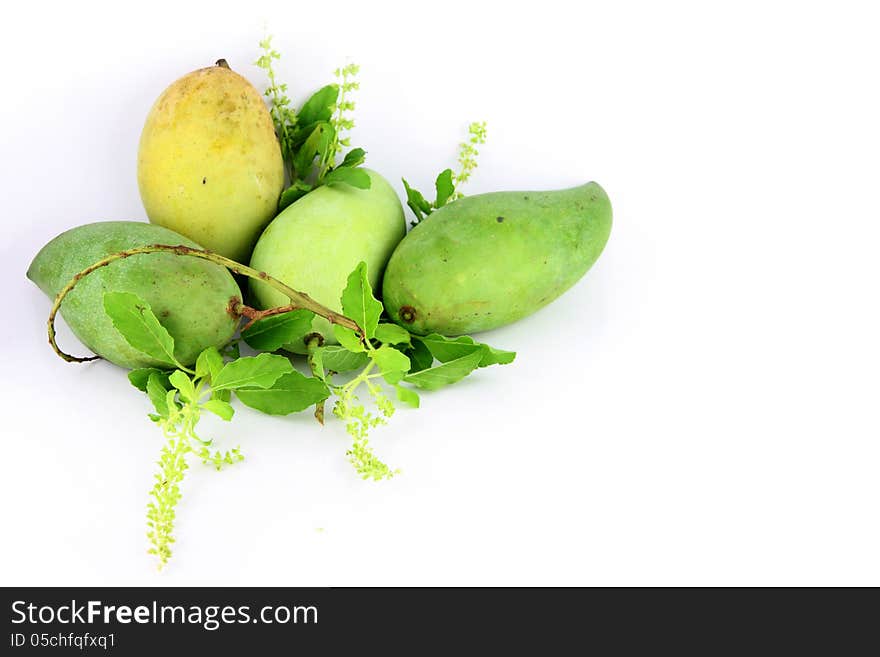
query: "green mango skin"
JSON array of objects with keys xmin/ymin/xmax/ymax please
[
  {"xmin": 27, "ymin": 221, "xmax": 242, "ymax": 369},
  {"xmin": 249, "ymin": 169, "xmax": 406, "ymax": 352},
  {"xmin": 382, "ymin": 182, "xmax": 612, "ymax": 336}
]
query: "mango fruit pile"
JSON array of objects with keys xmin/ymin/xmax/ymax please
[{"xmin": 28, "ymin": 57, "xmax": 612, "ymax": 368}]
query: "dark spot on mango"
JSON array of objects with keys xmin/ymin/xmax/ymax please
[
  {"xmin": 258, "ymin": 271, "xmax": 268, "ymax": 279},
  {"xmin": 226, "ymin": 296, "xmax": 243, "ymax": 318},
  {"xmin": 160, "ymin": 310, "xmax": 170, "ymax": 318},
  {"xmin": 399, "ymin": 305, "xmax": 417, "ymax": 323},
  {"xmin": 304, "ymin": 332, "xmax": 324, "ymax": 348},
  {"xmin": 202, "ymin": 177, "xmax": 207, "ymax": 185},
  {"xmin": 496, "ymin": 216, "xmax": 505, "ymax": 223}
]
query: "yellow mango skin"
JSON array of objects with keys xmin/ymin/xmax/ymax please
[
  {"xmin": 382, "ymin": 182, "xmax": 612, "ymax": 336},
  {"xmin": 137, "ymin": 62, "xmax": 284, "ymax": 263},
  {"xmin": 249, "ymin": 169, "xmax": 406, "ymax": 351}
]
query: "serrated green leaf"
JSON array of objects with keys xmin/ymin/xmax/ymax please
[
  {"xmin": 375, "ymin": 323, "xmax": 411, "ymax": 346},
  {"xmin": 201, "ymin": 399, "xmax": 234, "ymax": 421},
  {"xmin": 168, "ymin": 370, "xmax": 196, "ymax": 403},
  {"xmin": 103, "ymin": 292, "xmax": 178, "ymax": 367},
  {"xmin": 394, "ymin": 384, "xmax": 420, "ymax": 408},
  {"xmin": 129, "ymin": 368, "xmax": 169, "ymax": 392},
  {"xmin": 324, "ymin": 166, "xmax": 371, "ymax": 189},
  {"xmin": 372, "ymin": 346, "xmax": 411, "ymax": 384},
  {"xmin": 212, "ymin": 353, "xmax": 294, "ymax": 391},
  {"xmin": 339, "ymin": 147, "xmax": 366, "ymax": 168},
  {"xmin": 476, "ymin": 344, "xmax": 516, "ymax": 367},
  {"xmin": 146, "ymin": 372, "xmax": 171, "ymax": 417},
  {"xmin": 403, "ymin": 349, "xmax": 483, "ymax": 391},
  {"xmin": 195, "ymin": 347, "xmax": 224, "ymax": 382},
  {"xmin": 339, "ymin": 262, "xmax": 382, "ymax": 340},
  {"xmin": 434, "ymin": 168, "xmax": 455, "ymax": 207},
  {"xmin": 402, "ymin": 178, "xmax": 431, "ymax": 222},
  {"xmin": 294, "ymin": 122, "xmax": 334, "ymax": 179},
  {"xmin": 415, "ymin": 334, "xmax": 516, "ymax": 368},
  {"xmin": 333, "ymin": 325, "xmax": 365, "ymax": 352},
  {"xmin": 317, "ymin": 345, "xmax": 369, "ymax": 372},
  {"xmin": 235, "ymin": 371, "xmax": 330, "ymax": 415},
  {"xmin": 297, "ymin": 84, "xmax": 338, "ymax": 126},
  {"xmin": 241, "ymin": 309, "xmax": 316, "ymax": 352},
  {"xmin": 406, "ymin": 339, "xmax": 434, "ymax": 373}
]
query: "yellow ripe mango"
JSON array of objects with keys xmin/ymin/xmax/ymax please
[{"xmin": 137, "ymin": 60, "xmax": 284, "ymax": 263}]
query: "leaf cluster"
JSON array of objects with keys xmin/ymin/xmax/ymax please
[
  {"xmin": 256, "ymin": 36, "xmax": 370, "ymax": 211},
  {"xmin": 106, "ymin": 260, "xmax": 513, "ymax": 567},
  {"xmin": 106, "ymin": 294, "xmax": 330, "ymax": 568}
]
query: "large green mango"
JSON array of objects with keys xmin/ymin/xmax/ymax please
[
  {"xmin": 27, "ymin": 221, "xmax": 242, "ymax": 369},
  {"xmin": 249, "ymin": 169, "xmax": 405, "ymax": 351},
  {"xmin": 382, "ymin": 182, "xmax": 612, "ymax": 335}
]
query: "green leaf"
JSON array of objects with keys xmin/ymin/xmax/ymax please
[
  {"xmin": 294, "ymin": 122, "xmax": 334, "ymax": 179},
  {"xmin": 403, "ymin": 349, "xmax": 483, "ymax": 391},
  {"xmin": 297, "ymin": 84, "xmax": 338, "ymax": 126},
  {"xmin": 406, "ymin": 339, "xmax": 434, "ymax": 373},
  {"xmin": 165, "ymin": 389, "xmax": 180, "ymax": 415},
  {"xmin": 168, "ymin": 370, "xmax": 196, "ymax": 403},
  {"xmin": 146, "ymin": 372, "xmax": 172, "ymax": 417},
  {"xmin": 201, "ymin": 399, "xmax": 234, "ymax": 421},
  {"xmin": 235, "ymin": 371, "xmax": 330, "ymax": 415},
  {"xmin": 415, "ymin": 334, "xmax": 516, "ymax": 368},
  {"xmin": 212, "ymin": 353, "xmax": 294, "ymax": 391},
  {"xmin": 339, "ymin": 147, "xmax": 366, "ymax": 168},
  {"xmin": 394, "ymin": 384, "xmax": 420, "ymax": 408},
  {"xmin": 476, "ymin": 344, "xmax": 516, "ymax": 367},
  {"xmin": 415, "ymin": 334, "xmax": 481, "ymax": 362},
  {"xmin": 129, "ymin": 368, "xmax": 169, "ymax": 392},
  {"xmin": 339, "ymin": 262, "xmax": 382, "ymax": 340},
  {"xmin": 406, "ymin": 340, "xmax": 434, "ymax": 373},
  {"xmin": 374, "ymin": 323, "xmax": 411, "ymax": 346},
  {"xmin": 195, "ymin": 347, "xmax": 224, "ymax": 382},
  {"xmin": 333, "ymin": 325, "xmax": 365, "ymax": 352},
  {"xmin": 241, "ymin": 309, "xmax": 316, "ymax": 352},
  {"xmin": 434, "ymin": 168, "xmax": 455, "ymax": 207},
  {"xmin": 222, "ymin": 341, "xmax": 240, "ymax": 360},
  {"xmin": 317, "ymin": 345, "xmax": 370, "ymax": 372},
  {"xmin": 324, "ymin": 166, "xmax": 371, "ymax": 189},
  {"xmin": 212, "ymin": 388, "xmax": 232, "ymax": 403},
  {"xmin": 402, "ymin": 178, "xmax": 431, "ymax": 223},
  {"xmin": 372, "ymin": 345, "xmax": 411, "ymax": 384},
  {"xmin": 103, "ymin": 292, "xmax": 178, "ymax": 367},
  {"xmin": 278, "ymin": 180, "xmax": 313, "ymax": 211}
]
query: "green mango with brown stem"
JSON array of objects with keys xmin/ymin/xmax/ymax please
[{"xmin": 27, "ymin": 221, "xmax": 242, "ymax": 369}]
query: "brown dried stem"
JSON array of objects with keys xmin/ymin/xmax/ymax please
[{"xmin": 47, "ymin": 244, "xmax": 363, "ymax": 363}]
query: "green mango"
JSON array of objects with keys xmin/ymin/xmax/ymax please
[
  {"xmin": 27, "ymin": 221, "xmax": 242, "ymax": 369},
  {"xmin": 249, "ymin": 169, "xmax": 406, "ymax": 352},
  {"xmin": 382, "ymin": 182, "xmax": 612, "ymax": 335}
]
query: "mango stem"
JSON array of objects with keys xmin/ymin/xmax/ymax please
[
  {"xmin": 47, "ymin": 244, "xmax": 364, "ymax": 364},
  {"xmin": 237, "ymin": 303, "xmax": 299, "ymax": 332}
]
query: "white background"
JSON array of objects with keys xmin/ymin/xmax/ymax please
[{"xmin": 1, "ymin": 0, "xmax": 878, "ymax": 586}]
